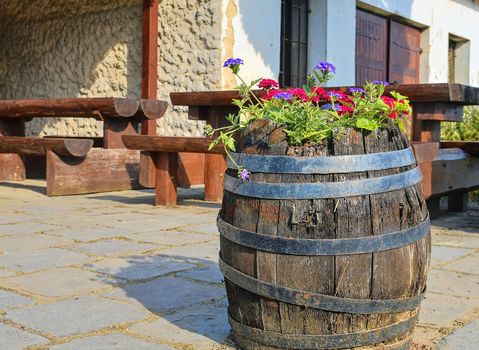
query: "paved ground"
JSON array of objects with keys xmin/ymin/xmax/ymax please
[{"xmin": 0, "ymin": 180, "xmax": 478, "ymax": 350}]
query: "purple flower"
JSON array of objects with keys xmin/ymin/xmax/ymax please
[
  {"xmin": 328, "ymin": 92, "xmax": 342, "ymax": 98},
  {"xmin": 349, "ymin": 87, "xmax": 365, "ymax": 94},
  {"xmin": 273, "ymin": 92, "xmax": 293, "ymax": 101},
  {"xmin": 239, "ymin": 168, "xmax": 250, "ymax": 181},
  {"xmin": 322, "ymin": 103, "xmax": 342, "ymax": 112},
  {"xmin": 313, "ymin": 61, "xmax": 336, "ymax": 74},
  {"xmin": 372, "ymin": 80, "xmax": 390, "ymax": 86},
  {"xmin": 223, "ymin": 58, "xmax": 244, "ymax": 67}
]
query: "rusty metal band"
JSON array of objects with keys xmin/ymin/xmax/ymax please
[
  {"xmin": 218, "ymin": 215, "xmax": 430, "ymax": 255},
  {"xmin": 228, "ymin": 312, "xmax": 417, "ymax": 349},
  {"xmin": 219, "ymin": 257, "xmax": 425, "ymax": 314},
  {"xmin": 223, "ymin": 166, "xmax": 422, "ymax": 199},
  {"xmin": 227, "ymin": 147, "xmax": 416, "ymax": 174}
]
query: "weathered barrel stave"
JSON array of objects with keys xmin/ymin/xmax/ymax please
[{"xmin": 219, "ymin": 123, "xmax": 430, "ymax": 350}]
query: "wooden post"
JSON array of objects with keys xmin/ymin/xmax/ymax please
[
  {"xmin": 204, "ymin": 107, "xmax": 228, "ymax": 202},
  {"xmin": 139, "ymin": 0, "xmax": 159, "ymax": 188},
  {"xmin": 154, "ymin": 152, "xmax": 178, "ymax": 206},
  {"xmin": 0, "ymin": 119, "xmax": 26, "ymax": 181}
]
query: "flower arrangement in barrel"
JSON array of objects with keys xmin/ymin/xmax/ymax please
[{"xmin": 207, "ymin": 58, "xmax": 412, "ymax": 179}]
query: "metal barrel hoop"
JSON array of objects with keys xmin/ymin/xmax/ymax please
[
  {"xmin": 227, "ymin": 147, "xmax": 417, "ymax": 174},
  {"xmin": 217, "ymin": 215, "xmax": 430, "ymax": 255},
  {"xmin": 223, "ymin": 166, "xmax": 422, "ymax": 199},
  {"xmin": 219, "ymin": 256, "xmax": 425, "ymax": 315},
  {"xmin": 229, "ymin": 312, "xmax": 418, "ymax": 349}
]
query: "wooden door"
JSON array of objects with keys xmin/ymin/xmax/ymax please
[
  {"xmin": 355, "ymin": 9, "xmax": 388, "ymax": 85},
  {"xmin": 389, "ymin": 20, "xmax": 421, "ymax": 84}
]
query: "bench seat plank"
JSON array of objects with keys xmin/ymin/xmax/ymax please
[
  {"xmin": 441, "ymin": 141, "xmax": 479, "ymax": 156},
  {"xmin": 0, "ymin": 136, "xmax": 93, "ymax": 157},
  {"xmin": 0, "ymin": 98, "xmax": 167, "ymax": 120},
  {"xmin": 122, "ymin": 135, "xmax": 226, "ymax": 154}
]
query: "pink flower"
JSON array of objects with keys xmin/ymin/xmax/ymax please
[{"xmin": 258, "ymin": 79, "xmax": 279, "ymax": 90}]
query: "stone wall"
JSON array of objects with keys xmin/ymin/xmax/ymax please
[
  {"xmin": 157, "ymin": 0, "xmax": 222, "ymax": 136},
  {"xmin": 0, "ymin": 0, "xmax": 222, "ymax": 137}
]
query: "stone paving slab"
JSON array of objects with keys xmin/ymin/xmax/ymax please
[
  {"xmin": 131, "ymin": 230, "xmax": 212, "ymax": 246},
  {"xmin": 419, "ymin": 292, "xmax": 479, "ymax": 327},
  {"xmin": 0, "ymin": 289, "xmax": 34, "ymax": 310},
  {"xmin": 1, "ymin": 267, "xmax": 119, "ymax": 298},
  {"xmin": 5, "ymin": 296, "xmax": 149, "ymax": 337},
  {"xmin": 0, "ymin": 248, "xmax": 90, "ymax": 273},
  {"xmin": 69, "ymin": 239, "xmax": 159, "ymax": 257},
  {"xmin": 427, "ymin": 269, "xmax": 479, "ymax": 299},
  {"xmin": 157, "ymin": 242, "xmax": 220, "ymax": 264},
  {"xmin": 441, "ymin": 254, "xmax": 479, "ymax": 275},
  {"xmin": 0, "ymin": 323, "xmax": 49, "ymax": 350},
  {"xmin": 0, "ymin": 269, "xmax": 16, "ymax": 277},
  {"xmin": 49, "ymin": 334, "xmax": 175, "ymax": 350},
  {"xmin": 83, "ymin": 255, "xmax": 196, "ymax": 281},
  {"xmin": 49, "ymin": 226, "xmax": 139, "ymax": 242},
  {"xmin": 432, "ymin": 231, "xmax": 479, "ymax": 249},
  {"xmin": 0, "ymin": 214, "xmax": 33, "ymax": 225},
  {"xmin": 437, "ymin": 319, "xmax": 479, "ymax": 349},
  {"xmin": 130, "ymin": 300, "xmax": 229, "ymax": 349},
  {"xmin": 0, "ymin": 222, "xmax": 62, "ymax": 235},
  {"xmin": 0, "ymin": 233, "xmax": 72, "ymax": 253},
  {"xmin": 430, "ymin": 245, "xmax": 472, "ymax": 267},
  {"xmin": 177, "ymin": 265, "xmax": 224, "ymax": 284},
  {"xmin": 102, "ymin": 277, "xmax": 225, "ymax": 314},
  {"xmin": 181, "ymin": 222, "xmax": 219, "ymax": 236}
]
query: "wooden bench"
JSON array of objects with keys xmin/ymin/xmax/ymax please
[
  {"xmin": 0, "ymin": 97, "xmax": 167, "ymax": 196},
  {"xmin": 122, "ymin": 135, "xmax": 225, "ymax": 206},
  {"xmin": 170, "ymin": 84, "xmax": 479, "ymax": 217}
]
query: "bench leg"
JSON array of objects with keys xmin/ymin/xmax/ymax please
[
  {"xmin": 448, "ymin": 192, "xmax": 468, "ymax": 212},
  {"xmin": 204, "ymin": 153, "xmax": 226, "ymax": 202},
  {"xmin": 154, "ymin": 152, "xmax": 179, "ymax": 206},
  {"xmin": 426, "ymin": 197, "xmax": 441, "ymax": 219},
  {"xmin": 0, "ymin": 154, "xmax": 25, "ymax": 181}
]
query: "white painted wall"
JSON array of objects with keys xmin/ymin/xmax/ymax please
[
  {"xmin": 221, "ymin": 0, "xmax": 281, "ymax": 88},
  {"xmin": 358, "ymin": 0, "xmax": 479, "ymax": 86},
  {"xmin": 308, "ymin": 0, "xmax": 356, "ymax": 86},
  {"xmin": 224, "ymin": 0, "xmax": 479, "ymax": 87}
]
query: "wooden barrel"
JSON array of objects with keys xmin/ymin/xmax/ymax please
[{"xmin": 218, "ymin": 121, "xmax": 430, "ymax": 350}]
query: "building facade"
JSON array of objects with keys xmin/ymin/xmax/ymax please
[{"xmin": 0, "ymin": 0, "xmax": 478, "ymax": 137}]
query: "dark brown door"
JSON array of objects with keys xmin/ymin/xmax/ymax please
[
  {"xmin": 389, "ymin": 20, "xmax": 421, "ymax": 84},
  {"xmin": 355, "ymin": 9, "xmax": 388, "ymax": 85},
  {"xmin": 355, "ymin": 10, "xmax": 421, "ymax": 85}
]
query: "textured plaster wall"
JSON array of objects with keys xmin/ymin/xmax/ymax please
[
  {"xmin": 0, "ymin": 0, "xmax": 222, "ymax": 137},
  {"xmin": 157, "ymin": 0, "xmax": 222, "ymax": 136}
]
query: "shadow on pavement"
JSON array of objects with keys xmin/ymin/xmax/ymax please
[
  {"xmin": 0, "ymin": 181, "xmax": 46, "ymax": 194},
  {"xmin": 96, "ymin": 252, "xmax": 231, "ymax": 347}
]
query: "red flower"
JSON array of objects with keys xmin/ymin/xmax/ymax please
[
  {"xmin": 262, "ymin": 89, "xmax": 282, "ymax": 100},
  {"xmin": 381, "ymin": 96, "xmax": 396, "ymax": 108},
  {"xmin": 258, "ymin": 79, "xmax": 279, "ymax": 90},
  {"xmin": 311, "ymin": 87, "xmax": 329, "ymax": 100},
  {"xmin": 338, "ymin": 104, "xmax": 354, "ymax": 115},
  {"xmin": 287, "ymin": 88, "xmax": 310, "ymax": 102},
  {"xmin": 381, "ymin": 96, "xmax": 399, "ymax": 119}
]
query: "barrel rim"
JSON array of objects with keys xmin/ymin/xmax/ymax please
[{"xmin": 228, "ymin": 147, "xmax": 416, "ymax": 174}]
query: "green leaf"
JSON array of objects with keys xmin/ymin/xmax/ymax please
[
  {"xmin": 355, "ymin": 117, "xmax": 377, "ymax": 131},
  {"xmin": 397, "ymin": 119, "xmax": 406, "ymax": 134}
]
